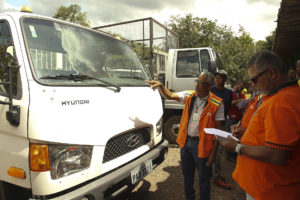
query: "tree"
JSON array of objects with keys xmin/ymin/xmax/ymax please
[
  {"xmin": 167, "ymin": 14, "xmax": 256, "ymax": 85},
  {"xmin": 53, "ymin": 4, "xmax": 90, "ymax": 27},
  {"xmin": 255, "ymin": 31, "xmax": 275, "ymax": 51}
]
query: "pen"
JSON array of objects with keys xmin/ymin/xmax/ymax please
[{"xmin": 235, "ymin": 121, "xmax": 241, "ymax": 132}]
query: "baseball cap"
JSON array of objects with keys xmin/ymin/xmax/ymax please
[{"xmin": 214, "ymin": 70, "xmax": 228, "ymax": 79}]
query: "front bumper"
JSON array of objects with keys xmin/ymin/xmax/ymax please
[{"xmin": 31, "ymin": 139, "xmax": 169, "ymax": 200}]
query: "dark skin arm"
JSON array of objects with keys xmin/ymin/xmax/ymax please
[
  {"xmin": 231, "ymin": 99, "xmax": 244, "ymax": 105},
  {"xmin": 206, "ymin": 120, "xmax": 223, "ymax": 166},
  {"xmin": 145, "ymin": 80, "xmax": 181, "ymax": 102},
  {"xmin": 220, "ymin": 136, "xmax": 290, "ymax": 165}
]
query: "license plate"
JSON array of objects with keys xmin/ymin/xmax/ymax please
[{"xmin": 130, "ymin": 159, "xmax": 153, "ymax": 184}]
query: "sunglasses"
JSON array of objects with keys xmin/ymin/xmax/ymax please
[
  {"xmin": 249, "ymin": 69, "xmax": 268, "ymax": 84},
  {"xmin": 194, "ymin": 79, "xmax": 211, "ymax": 87}
]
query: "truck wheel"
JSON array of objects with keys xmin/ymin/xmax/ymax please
[
  {"xmin": 164, "ymin": 115, "xmax": 181, "ymax": 144},
  {"xmin": 0, "ymin": 181, "xmax": 6, "ymax": 200},
  {"xmin": 0, "ymin": 181, "xmax": 30, "ymax": 200}
]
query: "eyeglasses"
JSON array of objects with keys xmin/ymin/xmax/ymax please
[
  {"xmin": 249, "ymin": 69, "xmax": 268, "ymax": 84},
  {"xmin": 194, "ymin": 79, "xmax": 211, "ymax": 87}
]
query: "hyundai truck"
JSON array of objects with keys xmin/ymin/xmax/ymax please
[{"xmin": 0, "ymin": 10, "xmax": 168, "ymax": 200}]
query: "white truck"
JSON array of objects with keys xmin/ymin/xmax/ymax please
[
  {"xmin": 161, "ymin": 48, "xmax": 220, "ymax": 143},
  {"xmin": 0, "ymin": 10, "xmax": 168, "ymax": 200}
]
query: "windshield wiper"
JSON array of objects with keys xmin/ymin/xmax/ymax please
[
  {"xmin": 117, "ymin": 76, "xmax": 146, "ymax": 80},
  {"xmin": 40, "ymin": 74, "xmax": 84, "ymax": 81},
  {"xmin": 40, "ymin": 73, "xmax": 121, "ymax": 92},
  {"xmin": 177, "ymin": 74, "xmax": 198, "ymax": 78}
]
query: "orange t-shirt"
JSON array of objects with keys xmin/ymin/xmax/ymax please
[
  {"xmin": 233, "ymin": 84, "xmax": 300, "ymax": 200},
  {"xmin": 241, "ymin": 94, "xmax": 268, "ymax": 128}
]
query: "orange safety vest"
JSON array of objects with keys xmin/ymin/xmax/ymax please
[{"xmin": 176, "ymin": 91, "xmax": 223, "ymax": 158}]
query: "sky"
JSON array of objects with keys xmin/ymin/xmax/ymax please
[{"xmin": 1, "ymin": 0, "xmax": 281, "ymax": 41}]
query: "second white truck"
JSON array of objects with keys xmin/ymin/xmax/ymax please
[{"xmin": 162, "ymin": 48, "xmax": 220, "ymax": 143}]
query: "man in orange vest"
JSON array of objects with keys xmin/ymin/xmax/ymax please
[
  {"xmin": 221, "ymin": 50, "xmax": 300, "ymax": 200},
  {"xmin": 147, "ymin": 72, "xmax": 224, "ymax": 200}
]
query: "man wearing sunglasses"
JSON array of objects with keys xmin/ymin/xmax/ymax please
[
  {"xmin": 146, "ymin": 72, "xmax": 224, "ymax": 200},
  {"xmin": 220, "ymin": 50, "xmax": 300, "ymax": 200}
]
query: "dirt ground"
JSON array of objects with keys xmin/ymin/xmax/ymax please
[{"xmin": 119, "ymin": 144, "xmax": 245, "ymax": 200}]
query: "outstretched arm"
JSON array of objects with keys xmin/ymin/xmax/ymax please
[{"xmin": 146, "ymin": 80, "xmax": 181, "ymax": 102}]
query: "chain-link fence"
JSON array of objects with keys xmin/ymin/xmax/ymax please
[{"xmin": 94, "ymin": 18, "xmax": 178, "ymax": 79}]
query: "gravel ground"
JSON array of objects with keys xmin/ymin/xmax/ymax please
[{"xmin": 119, "ymin": 144, "xmax": 245, "ymax": 200}]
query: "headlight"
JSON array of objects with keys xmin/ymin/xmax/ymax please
[
  {"xmin": 156, "ymin": 116, "xmax": 163, "ymax": 136},
  {"xmin": 49, "ymin": 145, "xmax": 93, "ymax": 179}
]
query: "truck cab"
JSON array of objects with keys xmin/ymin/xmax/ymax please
[
  {"xmin": 0, "ymin": 10, "xmax": 168, "ymax": 200},
  {"xmin": 162, "ymin": 47, "xmax": 220, "ymax": 143}
]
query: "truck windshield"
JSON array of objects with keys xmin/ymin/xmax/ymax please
[
  {"xmin": 21, "ymin": 17, "xmax": 150, "ymax": 86},
  {"xmin": 176, "ymin": 50, "xmax": 200, "ymax": 78}
]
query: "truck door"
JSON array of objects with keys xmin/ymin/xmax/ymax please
[{"xmin": 0, "ymin": 18, "xmax": 31, "ymax": 188}]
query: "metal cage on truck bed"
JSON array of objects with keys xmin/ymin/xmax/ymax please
[{"xmin": 94, "ymin": 17, "xmax": 179, "ymax": 79}]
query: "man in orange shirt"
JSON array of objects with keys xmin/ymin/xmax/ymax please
[
  {"xmin": 221, "ymin": 50, "xmax": 300, "ymax": 200},
  {"xmin": 231, "ymin": 81, "xmax": 267, "ymax": 138},
  {"xmin": 147, "ymin": 72, "xmax": 224, "ymax": 200}
]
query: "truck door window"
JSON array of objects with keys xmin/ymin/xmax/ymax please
[
  {"xmin": 176, "ymin": 50, "xmax": 200, "ymax": 78},
  {"xmin": 200, "ymin": 49, "xmax": 211, "ymax": 73},
  {"xmin": 215, "ymin": 51, "xmax": 224, "ymax": 70},
  {"xmin": 0, "ymin": 21, "xmax": 19, "ymax": 97}
]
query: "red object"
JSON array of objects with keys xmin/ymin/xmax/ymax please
[
  {"xmin": 213, "ymin": 176, "xmax": 233, "ymax": 189},
  {"xmin": 228, "ymin": 91, "xmax": 245, "ymax": 120}
]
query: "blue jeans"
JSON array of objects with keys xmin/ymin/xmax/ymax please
[{"xmin": 180, "ymin": 137, "xmax": 211, "ymax": 200}]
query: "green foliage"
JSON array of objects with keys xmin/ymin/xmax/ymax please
[
  {"xmin": 167, "ymin": 14, "xmax": 256, "ymax": 85},
  {"xmin": 102, "ymin": 32, "xmax": 151, "ymax": 67},
  {"xmin": 53, "ymin": 4, "xmax": 90, "ymax": 27},
  {"xmin": 255, "ymin": 31, "xmax": 275, "ymax": 51}
]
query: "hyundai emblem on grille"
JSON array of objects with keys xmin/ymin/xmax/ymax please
[{"xmin": 126, "ymin": 135, "xmax": 142, "ymax": 148}]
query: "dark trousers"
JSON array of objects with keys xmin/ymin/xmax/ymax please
[
  {"xmin": 180, "ymin": 137, "xmax": 211, "ymax": 200},
  {"xmin": 225, "ymin": 118, "xmax": 240, "ymax": 160},
  {"xmin": 225, "ymin": 118, "xmax": 240, "ymax": 133}
]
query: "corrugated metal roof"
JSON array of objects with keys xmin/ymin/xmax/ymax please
[{"xmin": 272, "ymin": 0, "xmax": 300, "ymax": 62}]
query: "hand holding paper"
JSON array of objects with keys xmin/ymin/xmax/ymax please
[{"xmin": 204, "ymin": 128, "xmax": 239, "ymax": 141}]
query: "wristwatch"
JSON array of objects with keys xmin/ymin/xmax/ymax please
[{"xmin": 235, "ymin": 143, "xmax": 243, "ymax": 155}]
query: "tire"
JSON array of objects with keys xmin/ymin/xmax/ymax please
[
  {"xmin": 0, "ymin": 181, "xmax": 6, "ymax": 200},
  {"xmin": 164, "ymin": 115, "xmax": 181, "ymax": 144},
  {"xmin": 0, "ymin": 181, "xmax": 31, "ymax": 200}
]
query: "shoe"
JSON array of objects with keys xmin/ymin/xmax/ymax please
[{"xmin": 213, "ymin": 177, "xmax": 232, "ymax": 189}]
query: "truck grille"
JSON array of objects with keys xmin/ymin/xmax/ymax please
[{"xmin": 103, "ymin": 127, "xmax": 152, "ymax": 163}]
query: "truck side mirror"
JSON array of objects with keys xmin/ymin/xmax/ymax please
[
  {"xmin": 208, "ymin": 61, "xmax": 217, "ymax": 73},
  {"xmin": 6, "ymin": 106, "xmax": 20, "ymax": 126},
  {"xmin": 0, "ymin": 48, "xmax": 20, "ymax": 126}
]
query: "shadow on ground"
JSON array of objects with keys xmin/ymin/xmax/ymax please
[{"xmin": 118, "ymin": 144, "xmax": 245, "ymax": 200}]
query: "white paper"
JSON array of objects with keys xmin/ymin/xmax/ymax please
[{"xmin": 204, "ymin": 128, "xmax": 239, "ymax": 141}]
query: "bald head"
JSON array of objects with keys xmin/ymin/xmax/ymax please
[
  {"xmin": 200, "ymin": 72, "xmax": 215, "ymax": 84},
  {"xmin": 195, "ymin": 72, "xmax": 214, "ymax": 98}
]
